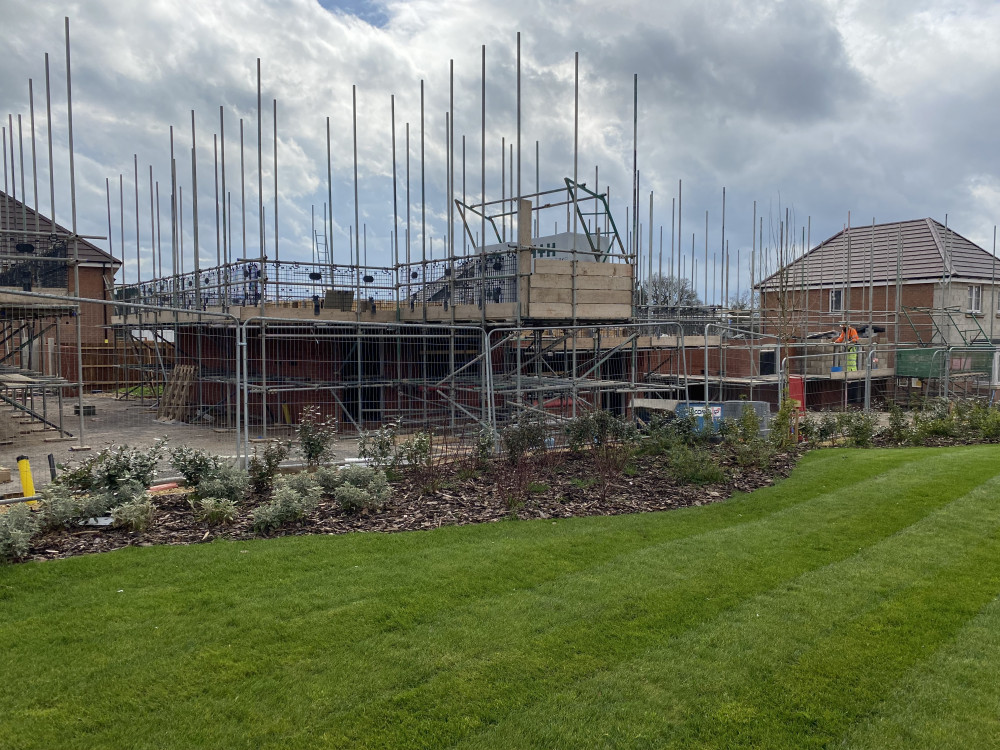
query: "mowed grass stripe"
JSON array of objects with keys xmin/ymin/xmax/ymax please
[
  {"xmin": 131, "ymin": 454, "xmax": 992, "ymax": 747},
  {"xmin": 838, "ymin": 593, "xmax": 1000, "ymax": 749},
  {"xmin": 277, "ymin": 447, "xmax": 999, "ymax": 748},
  {"xmin": 0, "ymin": 448, "xmax": 921, "ymax": 705},
  {"xmin": 0, "ymin": 446, "xmax": 997, "ymax": 749},
  {"xmin": 158, "ymin": 450, "xmax": 1000, "ymax": 747},
  {"xmin": 457, "ymin": 466, "xmax": 1000, "ymax": 749}
]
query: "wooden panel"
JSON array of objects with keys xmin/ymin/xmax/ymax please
[
  {"xmin": 528, "ymin": 288, "xmax": 631, "ymax": 305},
  {"xmin": 398, "ymin": 303, "xmax": 517, "ymax": 322},
  {"xmin": 527, "ymin": 302, "xmax": 632, "ymax": 319},
  {"xmin": 531, "ymin": 259, "xmax": 633, "ymax": 277},
  {"xmin": 529, "ymin": 274, "xmax": 633, "ymax": 291}
]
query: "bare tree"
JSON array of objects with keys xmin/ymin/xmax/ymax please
[{"xmin": 640, "ymin": 273, "xmax": 701, "ymax": 307}]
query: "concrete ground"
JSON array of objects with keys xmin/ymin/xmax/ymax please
[{"xmin": 1, "ymin": 393, "xmax": 359, "ymax": 496}]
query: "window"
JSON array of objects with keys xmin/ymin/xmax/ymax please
[
  {"xmin": 830, "ymin": 288, "xmax": 843, "ymax": 313},
  {"xmin": 968, "ymin": 285, "xmax": 983, "ymax": 314}
]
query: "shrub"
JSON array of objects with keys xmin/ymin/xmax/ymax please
[
  {"xmin": 247, "ymin": 442, "xmax": 289, "ymax": 497},
  {"xmin": 769, "ymin": 394, "xmax": 797, "ymax": 450},
  {"xmin": 111, "ymin": 495, "xmax": 155, "ymax": 532},
  {"xmin": 473, "ymin": 425, "xmax": 496, "ymax": 465},
  {"xmin": 333, "ymin": 465, "xmax": 391, "ymax": 511},
  {"xmin": 882, "ymin": 401, "xmax": 913, "ymax": 444},
  {"xmin": 966, "ymin": 401, "xmax": 1000, "ymax": 442},
  {"xmin": 92, "ymin": 440, "xmax": 167, "ymax": 493},
  {"xmin": 640, "ymin": 413, "xmax": 702, "ymax": 455},
  {"xmin": 195, "ymin": 497, "xmax": 237, "ymax": 526},
  {"xmin": 732, "ymin": 438, "xmax": 773, "ymax": 470},
  {"xmin": 197, "ymin": 463, "xmax": 250, "ymax": 504},
  {"xmin": 56, "ymin": 440, "xmax": 167, "ymax": 494},
  {"xmin": 38, "ymin": 483, "xmax": 83, "ymax": 530},
  {"xmin": 358, "ymin": 420, "xmax": 400, "ymax": 471},
  {"xmin": 285, "ymin": 471, "xmax": 321, "ymax": 497},
  {"xmin": 564, "ymin": 410, "xmax": 639, "ymax": 498},
  {"xmin": 53, "ymin": 454, "xmax": 101, "ymax": 491},
  {"xmin": 252, "ymin": 477, "xmax": 321, "ymax": 533},
  {"xmin": 397, "ymin": 431, "xmax": 433, "ymax": 469},
  {"xmin": 0, "ymin": 504, "xmax": 40, "ymax": 561},
  {"xmin": 499, "ymin": 415, "xmax": 547, "ymax": 466},
  {"xmin": 667, "ymin": 445, "xmax": 726, "ymax": 485},
  {"xmin": 297, "ymin": 405, "xmax": 338, "ymax": 469},
  {"xmin": 311, "ymin": 465, "xmax": 343, "ymax": 495},
  {"xmin": 78, "ymin": 480, "xmax": 147, "ymax": 520},
  {"xmin": 841, "ymin": 411, "xmax": 878, "ymax": 448},
  {"xmin": 169, "ymin": 446, "xmax": 223, "ymax": 487}
]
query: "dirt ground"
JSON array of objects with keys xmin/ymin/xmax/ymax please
[{"xmin": 1, "ymin": 393, "xmax": 359, "ymax": 496}]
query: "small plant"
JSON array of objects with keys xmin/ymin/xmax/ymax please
[
  {"xmin": 56, "ymin": 440, "xmax": 167, "ymax": 494},
  {"xmin": 667, "ymin": 445, "xmax": 726, "ymax": 485},
  {"xmin": 769, "ymin": 394, "xmax": 797, "ymax": 450},
  {"xmin": 639, "ymin": 413, "xmax": 702, "ymax": 455},
  {"xmin": 398, "ymin": 431, "xmax": 433, "ymax": 469},
  {"xmin": 195, "ymin": 497, "xmax": 237, "ymax": 526},
  {"xmin": 53, "ymin": 454, "xmax": 102, "ymax": 491},
  {"xmin": 76, "ymin": 480, "xmax": 147, "ymax": 520},
  {"xmin": 111, "ymin": 495, "xmax": 155, "ymax": 532},
  {"xmin": 38, "ymin": 483, "xmax": 83, "ymax": 531},
  {"xmin": 882, "ymin": 401, "xmax": 913, "ymax": 444},
  {"xmin": 723, "ymin": 405, "xmax": 774, "ymax": 470},
  {"xmin": 169, "ymin": 446, "xmax": 223, "ymax": 487},
  {"xmin": 816, "ymin": 412, "xmax": 839, "ymax": 442},
  {"xmin": 93, "ymin": 440, "xmax": 167, "ymax": 493},
  {"xmin": 0, "ymin": 504, "xmax": 40, "ymax": 562},
  {"xmin": 966, "ymin": 401, "xmax": 1000, "ymax": 442},
  {"xmin": 570, "ymin": 477, "xmax": 596, "ymax": 490},
  {"xmin": 252, "ymin": 477, "xmax": 321, "ymax": 533},
  {"xmin": 527, "ymin": 481, "xmax": 550, "ymax": 494},
  {"xmin": 196, "ymin": 463, "xmax": 250, "ymax": 504},
  {"xmin": 473, "ymin": 425, "xmax": 496, "ymax": 466},
  {"xmin": 311, "ymin": 465, "xmax": 343, "ymax": 495},
  {"xmin": 333, "ymin": 465, "xmax": 391, "ymax": 512},
  {"xmin": 285, "ymin": 471, "xmax": 321, "ymax": 497},
  {"xmin": 841, "ymin": 411, "xmax": 878, "ymax": 448},
  {"xmin": 247, "ymin": 441, "xmax": 289, "ymax": 497},
  {"xmin": 358, "ymin": 420, "xmax": 400, "ymax": 471},
  {"xmin": 736, "ymin": 404, "xmax": 763, "ymax": 442},
  {"xmin": 500, "ymin": 414, "xmax": 547, "ymax": 466},
  {"xmin": 297, "ymin": 405, "xmax": 338, "ymax": 469}
]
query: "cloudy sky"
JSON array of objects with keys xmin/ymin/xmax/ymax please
[{"xmin": 1, "ymin": 0, "xmax": 999, "ymax": 303}]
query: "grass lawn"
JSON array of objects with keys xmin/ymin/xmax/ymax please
[{"xmin": 3, "ymin": 446, "xmax": 1000, "ymax": 748}]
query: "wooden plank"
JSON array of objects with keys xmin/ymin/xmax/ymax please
[
  {"xmin": 528, "ymin": 288, "xmax": 631, "ymax": 305},
  {"xmin": 527, "ymin": 302, "xmax": 632, "ymax": 320},
  {"xmin": 529, "ymin": 274, "xmax": 633, "ymax": 291},
  {"xmin": 156, "ymin": 364, "xmax": 195, "ymax": 422},
  {"xmin": 531, "ymin": 259, "xmax": 633, "ymax": 277}
]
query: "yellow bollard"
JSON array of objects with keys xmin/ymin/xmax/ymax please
[{"xmin": 17, "ymin": 455, "xmax": 35, "ymax": 500}]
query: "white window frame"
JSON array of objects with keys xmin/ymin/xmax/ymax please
[
  {"xmin": 830, "ymin": 288, "xmax": 843, "ymax": 313},
  {"xmin": 968, "ymin": 284, "xmax": 983, "ymax": 314}
]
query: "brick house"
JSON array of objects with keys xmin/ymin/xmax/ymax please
[{"xmin": 758, "ymin": 218, "xmax": 1000, "ymax": 347}]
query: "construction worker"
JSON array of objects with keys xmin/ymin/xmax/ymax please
[{"xmin": 834, "ymin": 323, "xmax": 860, "ymax": 372}]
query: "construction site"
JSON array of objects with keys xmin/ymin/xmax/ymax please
[{"xmin": 3, "ymin": 26, "xmax": 1000, "ymax": 479}]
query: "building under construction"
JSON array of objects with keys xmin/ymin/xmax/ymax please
[{"xmin": 3, "ymin": 24, "xmax": 999, "ymax": 456}]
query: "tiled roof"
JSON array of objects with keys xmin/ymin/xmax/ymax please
[
  {"xmin": 757, "ymin": 219, "xmax": 997, "ymax": 290},
  {"xmin": 0, "ymin": 190, "xmax": 118, "ymax": 265}
]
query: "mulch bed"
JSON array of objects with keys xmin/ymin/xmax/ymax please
[{"xmin": 24, "ymin": 447, "xmax": 802, "ymax": 563}]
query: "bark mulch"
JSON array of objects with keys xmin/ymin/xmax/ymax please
[{"xmin": 25, "ymin": 446, "xmax": 802, "ymax": 563}]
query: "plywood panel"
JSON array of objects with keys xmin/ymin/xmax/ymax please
[
  {"xmin": 527, "ymin": 302, "xmax": 632, "ymax": 319},
  {"xmin": 529, "ymin": 288, "xmax": 632, "ymax": 305},
  {"xmin": 529, "ymin": 274, "xmax": 633, "ymax": 291},
  {"xmin": 531, "ymin": 259, "xmax": 633, "ymax": 277}
]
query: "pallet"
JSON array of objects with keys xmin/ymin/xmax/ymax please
[{"xmin": 155, "ymin": 365, "xmax": 196, "ymax": 423}]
